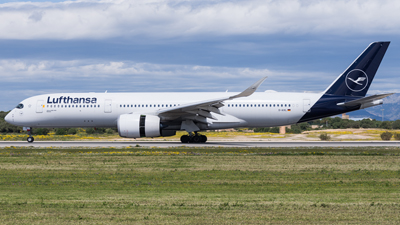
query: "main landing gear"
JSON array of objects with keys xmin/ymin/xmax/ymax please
[
  {"xmin": 180, "ymin": 132, "xmax": 207, "ymax": 143},
  {"xmin": 26, "ymin": 127, "xmax": 34, "ymax": 143}
]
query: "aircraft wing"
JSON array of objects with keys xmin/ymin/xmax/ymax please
[
  {"xmin": 337, "ymin": 93, "xmax": 394, "ymax": 107},
  {"xmin": 156, "ymin": 77, "xmax": 267, "ymax": 132}
]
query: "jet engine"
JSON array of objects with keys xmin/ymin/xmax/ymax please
[{"xmin": 118, "ymin": 114, "xmax": 162, "ymax": 138}]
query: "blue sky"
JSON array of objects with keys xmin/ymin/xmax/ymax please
[{"xmin": 1, "ymin": 0, "xmax": 400, "ymax": 111}]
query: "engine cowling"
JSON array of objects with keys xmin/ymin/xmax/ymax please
[{"xmin": 117, "ymin": 114, "xmax": 161, "ymax": 138}]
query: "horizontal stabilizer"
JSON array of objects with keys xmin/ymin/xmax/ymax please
[{"xmin": 337, "ymin": 93, "xmax": 394, "ymax": 107}]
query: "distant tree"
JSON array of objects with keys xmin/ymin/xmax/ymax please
[
  {"xmin": 105, "ymin": 128, "xmax": 114, "ymax": 134},
  {"xmin": 360, "ymin": 119, "xmax": 376, "ymax": 128},
  {"xmin": 86, "ymin": 128, "xmax": 95, "ymax": 134},
  {"xmin": 269, "ymin": 127, "xmax": 279, "ymax": 133},
  {"xmin": 286, "ymin": 124, "xmax": 302, "ymax": 134},
  {"xmin": 67, "ymin": 128, "xmax": 77, "ymax": 135},
  {"xmin": 33, "ymin": 128, "xmax": 49, "ymax": 135},
  {"xmin": 392, "ymin": 120, "xmax": 400, "ymax": 129},
  {"xmin": 348, "ymin": 120, "xmax": 360, "ymax": 128},
  {"xmin": 299, "ymin": 122, "xmax": 310, "ymax": 131},
  {"xmin": 379, "ymin": 121, "xmax": 392, "ymax": 130},
  {"xmin": 254, "ymin": 127, "xmax": 270, "ymax": 132},
  {"xmin": 55, "ymin": 128, "xmax": 67, "ymax": 135},
  {"xmin": 95, "ymin": 128, "xmax": 106, "ymax": 134}
]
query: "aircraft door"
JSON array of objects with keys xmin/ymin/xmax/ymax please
[
  {"xmin": 36, "ymin": 100, "xmax": 43, "ymax": 113},
  {"xmin": 303, "ymin": 99, "xmax": 311, "ymax": 113},
  {"xmin": 105, "ymin": 99, "xmax": 112, "ymax": 113}
]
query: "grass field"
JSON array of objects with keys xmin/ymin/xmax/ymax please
[{"xmin": 1, "ymin": 147, "xmax": 400, "ymax": 224}]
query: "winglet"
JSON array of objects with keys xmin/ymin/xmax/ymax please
[{"xmin": 229, "ymin": 76, "xmax": 267, "ymax": 99}]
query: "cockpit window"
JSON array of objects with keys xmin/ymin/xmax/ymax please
[{"xmin": 16, "ymin": 103, "xmax": 24, "ymax": 109}]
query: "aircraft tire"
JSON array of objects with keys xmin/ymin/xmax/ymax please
[
  {"xmin": 27, "ymin": 137, "xmax": 34, "ymax": 143},
  {"xmin": 201, "ymin": 135, "xmax": 207, "ymax": 143},
  {"xmin": 180, "ymin": 135, "xmax": 190, "ymax": 143},
  {"xmin": 192, "ymin": 135, "xmax": 202, "ymax": 143}
]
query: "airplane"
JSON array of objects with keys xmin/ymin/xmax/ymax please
[{"xmin": 5, "ymin": 41, "xmax": 393, "ymax": 143}]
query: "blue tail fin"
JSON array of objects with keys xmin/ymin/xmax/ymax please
[{"xmin": 324, "ymin": 42, "xmax": 390, "ymax": 97}]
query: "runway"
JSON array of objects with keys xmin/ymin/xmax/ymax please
[{"xmin": 1, "ymin": 141, "xmax": 400, "ymax": 148}]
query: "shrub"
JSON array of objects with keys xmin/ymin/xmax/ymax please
[
  {"xmin": 380, "ymin": 131, "xmax": 392, "ymax": 141},
  {"xmin": 105, "ymin": 128, "xmax": 114, "ymax": 134},
  {"xmin": 319, "ymin": 133, "xmax": 331, "ymax": 141},
  {"xmin": 86, "ymin": 128, "xmax": 95, "ymax": 134},
  {"xmin": 34, "ymin": 128, "xmax": 49, "ymax": 135},
  {"xmin": 67, "ymin": 128, "xmax": 77, "ymax": 135},
  {"xmin": 393, "ymin": 133, "xmax": 400, "ymax": 140},
  {"xmin": 55, "ymin": 128, "xmax": 67, "ymax": 135}
]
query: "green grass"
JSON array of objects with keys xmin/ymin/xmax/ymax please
[{"xmin": 1, "ymin": 147, "xmax": 400, "ymax": 224}]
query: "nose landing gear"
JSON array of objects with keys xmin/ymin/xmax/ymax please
[
  {"xmin": 25, "ymin": 127, "xmax": 34, "ymax": 143},
  {"xmin": 180, "ymin": 132, "xmax": 207, "ymax": 143}
]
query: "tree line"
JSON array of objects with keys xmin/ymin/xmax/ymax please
[{"xmin": 254, "ymin": 117, "xmax": 400, "ymax": 134}]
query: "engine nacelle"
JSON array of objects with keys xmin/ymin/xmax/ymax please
[{"xmin": 118, "ymin": 114, "xmax": 161, "ymax": 138}]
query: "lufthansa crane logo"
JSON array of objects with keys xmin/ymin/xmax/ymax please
[{"xmin": 345, "ymin": 69, "xmax": 368, "ymax": 92}]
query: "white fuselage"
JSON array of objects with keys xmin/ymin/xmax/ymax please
[{"xmin": 6, "ymin": 91, "xmax": 322, "ymax": 130}]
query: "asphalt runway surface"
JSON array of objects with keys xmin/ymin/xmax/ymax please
[{"xmin": 1, "ymin": 141, "xmax": 400, "ymax": 148}]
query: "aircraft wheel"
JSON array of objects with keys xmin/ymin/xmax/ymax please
[
  {"xmin": 201, "ymin": 135, "xmax": 207, "ymax": 143},
  {"xmin": 180, "ymin": 135, "xmax": 190, "ymax": 143},
  {"xmin": 192, "ymin": 135, "xmax": 202, "ymax": 143},
  {"xmin": 27, "ymin": 137, "xmax": 34, "ymax": 143}
]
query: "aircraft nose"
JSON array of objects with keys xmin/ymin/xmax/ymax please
[{"xmin": 4, "ymin": 111, "xmax": 13, "ymax": 123}]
